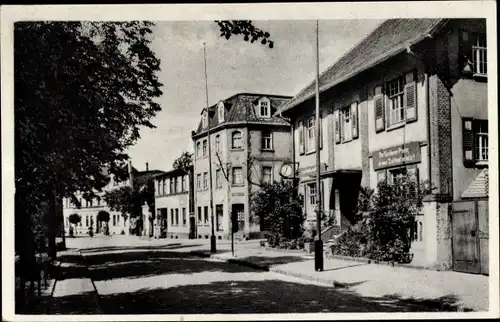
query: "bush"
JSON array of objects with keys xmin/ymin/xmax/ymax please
[{"xmin": 120, "ymin": 229, "xmax": 125, "ymax": 235}]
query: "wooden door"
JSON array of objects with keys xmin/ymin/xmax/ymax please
[{"xmin": 451, "ymin": 201, "xmax": 480, "ymax": 274}]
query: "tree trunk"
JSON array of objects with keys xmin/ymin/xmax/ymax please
[{"xmin": 46, "ymin": 192, "xmax": 57, "ymax": 259}]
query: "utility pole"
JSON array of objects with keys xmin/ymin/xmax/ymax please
[
  {"xmin": 314, "ymin": 19, "xmax": 324, "ymax": 272},
  {"xmin": 215, "ymin": 152, "xmax": 234, "ymax": 256},
  {"xmin": 203, "ymin": 42, "xmax": 216, "ymax": 253}
]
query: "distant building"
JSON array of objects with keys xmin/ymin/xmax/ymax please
[
  {"xmin": 192, "ymin": 93, "xmax": 293, "ymax": 240},
  {"xmin": 153, "ymin": 166, "xmax": 194, "ymax": 239},
  {"xmin": 278, "ymin": 19, "xmax": 488, "ymax": 273},
  {"xmin": 62, "ymin": 161, "xmax": 164, "ymax": 236}
]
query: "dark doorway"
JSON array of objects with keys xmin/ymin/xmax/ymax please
[
  {"xmin": 232, "ymin": 204, "xmax": 245, "ymax": 238},
  {"xmin": 189, "ymin": 216, "xmax": 196, "ymax": 239}
]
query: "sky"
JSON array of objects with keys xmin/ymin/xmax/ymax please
[{"xmin": 126, "ymin": 19, "xmax": 384, "ymax": 172}]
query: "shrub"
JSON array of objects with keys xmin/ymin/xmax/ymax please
[{"xmin": 120, "ymin": 229, "xmax": 125, "ymax": 235}]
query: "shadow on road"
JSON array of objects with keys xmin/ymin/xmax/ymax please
[
  {"xmin": 80, "ymin": 243, "xmax": 192, "ymax": 254},
  {"xmin": 234, "ymin": 255, "xmax": 309, "ymax": 269},
  {"xmin": 94, "ymin": 279, "xmax": 473, "ymax": 313}
]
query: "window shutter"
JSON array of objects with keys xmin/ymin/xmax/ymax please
[
  {"xmin": 462, "ymin": 118, "xmax": 475, "ymax": 167},
  {"xmin": 334, "ymin": 109, "xmax": 341, "ymax": 144},
  {"xmin": 374, "ymin": 86, "xmax": 385, "ymax": 132},
  {"xmin": 319, "ymin": 111, "xmax": 323, "ymax": 149},
  {"xmin": 351, "ymin": 101, "xmax": 359, "ymax": 139},
  {"xmin": 298, "ymin": 120, "xmax": 305, "ymax": 155},
  {"xmin": 404, "ymin": 71, "xmax": 418, "ymax": 122}
]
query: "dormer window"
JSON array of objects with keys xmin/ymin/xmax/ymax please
[
  {"xmin": 218, "ymin": 102, "xmax": 225, "ymax": 122},
  {"xmin": 202, "ymin": 110, "xmax": 208, "ymax": 128},
  {"xmin": 259, "ymin": 98, "xmax": 271, "ymax": 118}
]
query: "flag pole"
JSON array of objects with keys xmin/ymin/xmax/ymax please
[
  {"xmin": 203, "ymin": 42, "xmax": 217, "ymax": 253},
  {"xmin": 314, "ymin": 19, "xmax": 324, "ymax": 272}
]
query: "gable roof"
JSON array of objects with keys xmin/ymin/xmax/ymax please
[
  {"xmin": 193, "ymin": 93, "xmax": 292, "ymax": 136},
  {"xmin": 278, "ymin": 18, "xmax": 445, "ymax": 114}
]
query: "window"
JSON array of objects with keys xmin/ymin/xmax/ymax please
[
  {"xmin": 472, "ymin": 34, "xmax": 487, "ymax": 75},
  {"xmin": 308, "ymin": 183, "xmax": 317, "ymax": 206},
  {"xmin": 388, "ymin": 167, "xmax": 407, "ymax": 185},
  {"xmin": 202, "ymin": 110, "xmax": 208, "ymax": 128},
  {"xmin": 97, "ymin": 198, "xmax": 101, "ymax": 207},
  {"xmin": 341, "ymin": 106, "xmax": 352, "ymax": 142},
  {"xmin": 86, "ymin": 215, "xmax": 89, "ymax": 227},
  {"xmin": 232, "ymin": 167, "xmax": 243, "ymax": 185},
  {"xmin": 176, "ymin": 176, "xmax": 181, "ymax": 193},
  {"xmin": 215, "ymin": 135, "xmax": 221, "ymax": 152},
  {"xmin": 197, "ymin": 174, "xmax": 201, "ymax": 190},
  {"xmin": 261, "ymin": 131, "xmax": 272, "ymax": 150},
  {"xmin": 116, "ymin": 215, "xmax": 119, "ymax": 226},
  {"xmin": 182, "ymin": 175, "xmax": 187, "ymax": 192},
  {"xmin": 298, "ymin": 120, "xmax": 305, "ymax": 155},
  {"xmin": 203, "ymin": 172, "xmax": 208, "ymax": 189},
  {"xmin": 306, "ymin": 116, "xmax": 315, "ymax": 152},
  {"xmin": 170, "ymin": 177, "xmax": 175, "ymax": 193},
  {"xmin": 232, "ymin": 131, "xmax": 242, "ymax": 149},
  {"xmin": 113, "ymin": 214, "xmax": 116, "ymax": 227},
  {"xmin": 182, "ymin": 208, "xmax": 187, "ymax": 226},
  {"xmin": 175, "ymin": 209, "xmax": 179, "ymax": 226},
  {"xmin": 463, "ymin": 118, "xmax": 488, "ymax": 166},
  {"xmin": 216, "ymin": 169, "xmax": 223, "ymax": 188},
  {"xmin": 216, "ymin": 205, "xmax": 223, "ymax": 231},
  {"xmin": 204, "ymin": 206, "xmax": 209, "ymax": 225},
  {"xmin": 157, "ymin": 180, "xmax": 161, "ymax": 195},
  {"xmin": 162, "ymin": 179, "xmax": 166, "ymax": 195},
  {"xmin": 171, "ymin": 209, "xmax": 175, "ymax": 226},
  {"xmin": 197, "ymin": 206, "xmax": 202, "ymax": 223},
  {"xmin": 474, "ymin": 120, "xmax": 488, "ymax": 162},
  {"xmin": 218, "ymin": 103, "xmax": 225, "ymax": 122},
  {"xmin": 259, "ymin": 99, "xmax": 271, "ymax": 118},
  {"xmin": 387, "ymin": 76, "xmax": 406, "ymax": 126},
  {"xmin": 196, "ymin": 142, "xmax": 201, "ymax": 158},
  {"xmin": 262, "ymin": 166, "xmax": 272, "ymax": 184},
  {"xmin": 203, "ymin": 140, "xmax": 207, "ymax": 157}
]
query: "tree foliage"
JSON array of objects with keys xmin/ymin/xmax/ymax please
[
  {"xmin": 172, "ymin": 151, "xmax": 193, "ymax": 173},
  {"xmin": 15, "ymin": 21, "xmax": 163, "ymax": 258},
  {"xmin": 103, "ymin": 186, "xmax": 142, "ymax": 220},
  {"xmin": 332, "ymin": 175, "xmax": 433, "ymax": 263},
  {"xmin": 68, "ymin": 213, "xmax": 82, "ymax": 225},
  {"xmin": 251, "ymin": 181, "xmax": 304, "ymax": 248},
  {"xmin": 97, "ymin": 210, "xmax": 110, "ymax": 222},
  {"xmin": 215, "ymin": 20, "xmax": 274, "ymax": 48}
]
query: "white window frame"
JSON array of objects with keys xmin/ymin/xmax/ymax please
[
  {"xmin": 387, "ymin": 76, "xmax": 406, "ymax": 126},
  {"xmin": 202, "ymin": 140, "xmax": 207, "ymax": 157},
  {"xmin": 475, "ymin": 120, "xmax": 488, "ymax": 163},
  {"xmin": 196, "ymin": 142, "xmax": 201, "ymax": 158},
  {"xmin": 218, "ymin": 103, "xmax": 225, "ymax": 122},
  {"xmin": 472, "ymin": 33, "xmax": 487, "ymax": 76},
  {"xmin": 261, "ymin": 131, "xmax": 272, "ymax": 150},
  {"xmin": 215, "ymin": 135, "xmax": 221, "ymax": 152},
  {"xmin": 232, "ymin": 167, "xmax": 243, "ymax": 185},
  {"xmin": 216, "ymin": 169, "xmax": 222, "ymax": 188},
  {"xmin": 262, "ymin": 166, "xmax": 273, "ymax": 184},
  {"xmin": 232, "ymin": 131, "xmax": 242, "ymax": 149},
  {"xmin": 203, "ymin": 172, "xmax": 208, "ymax": 189},
  {"xmin": 182, "ymin": 175, "xmax": 187, "ymax": 192},
  {"xmin": 196, "ymin": 174, "xmax": 201, "ymax": 190},
  {"xmin": 308, "ymin": 183, "xmax": 317, "ymax": 206},
  {"xmin": 341, "ymin": 106, "xmax": 352, "ymax": 142},
  {"xmin": 259, "ymin": 99, "xmax": 271, "ymax": 118},
  {"xmin": 306, "ymin": 116, "xmax": 315, "ymax": 152}
]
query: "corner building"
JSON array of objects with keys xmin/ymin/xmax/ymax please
[{"xmin": 192, "ymin": 93, "xmax": 292, "ymax": 240}]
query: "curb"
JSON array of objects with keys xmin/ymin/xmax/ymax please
[{"xmin": 327, "ymin": 254, "xmax": 442, "ymax": 272}]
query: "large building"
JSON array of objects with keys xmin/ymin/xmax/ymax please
[
  {"xmin": 278, "ymin": 19, "xmax": 488, "ymax": 273},
  {"xmin": 153, "ymin": 166, "xmax": 195, "ymax": 239},
  {"xmin": 191, "ymin": 93, "xmax": 293, "ymax": 240}
]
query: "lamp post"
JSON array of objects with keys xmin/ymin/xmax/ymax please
[
  {"xmin": 203, "ymin": 42, "xmax": 217, "ymax": 253},
  {"xmin": 314, "ymin": 19, "xmax": 324, "ymax": 272}
]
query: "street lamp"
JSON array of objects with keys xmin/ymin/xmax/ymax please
[
  {"xmin": 203, "ymin": 42, "xmax": 217, "ymax": 253},
  {"xmin": 314, "ymin": 20, "xmax": 324, "ymax": 272}
]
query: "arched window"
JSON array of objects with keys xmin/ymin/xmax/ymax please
[
  {"xmin": 196, "ymin": 142, "xmax": 201, "ymax": 158},
  {"xmin": 232, "ymin": 131, "xmax": 242, "ymax": 149},
  {"xmin": 215, "ymin": 135, "xmax": 221, "ymax": 152},
  {"xmin": 203, "ymin": 140, "xmax": 208, "ymax": 157}
]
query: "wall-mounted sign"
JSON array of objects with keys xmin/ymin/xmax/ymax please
[
  {"xmin": 299, "ymin": 163, "xmax": 328, "ymax": 178},
  {"xmin": 372, "ymin": 142, "xmax": 421, "ymax": 170}
]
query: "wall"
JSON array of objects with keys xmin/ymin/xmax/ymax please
[{"xmin": 155, "ymin": 191, "xmax": 190, "ymax": 238}]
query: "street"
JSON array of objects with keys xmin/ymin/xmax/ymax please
[{"xmin": 48, "ymin": 236, "xmax": 485, "ymax": 314}]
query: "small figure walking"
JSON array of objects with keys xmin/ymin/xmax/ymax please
[{"xmin": 88, "ymin": 226, "xmax": 94, "ymax": 238}]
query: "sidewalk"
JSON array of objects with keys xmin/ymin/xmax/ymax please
[
  {"xmin": 49, "ymin": 250, "xmax": 101, "ymax": 314},
  {"xmin": 202, "ymin": 247, "xmax": 489, "ymax": 312}
]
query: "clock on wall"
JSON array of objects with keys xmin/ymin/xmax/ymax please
[{"xmin": 279, "ymin": 163, "xmax": 294, "ymax": 178}]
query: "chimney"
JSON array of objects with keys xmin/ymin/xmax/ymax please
[{"xmin": 146, "ymin": 162, "xmax": 149, "ymax": 171}]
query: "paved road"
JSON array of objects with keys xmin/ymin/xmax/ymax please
[{"xmin": 53, "ymin": 237, "xmax": 486, "ymax": 313}]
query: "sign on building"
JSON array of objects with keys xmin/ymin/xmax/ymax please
[{"xmin": 372, "ymin": 141, "xmax": 421, "ymax": 170}]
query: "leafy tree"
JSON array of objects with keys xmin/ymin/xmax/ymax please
[
  {"xmin": 172, "ymin": 151, "xmax": 193, "ymax": 172},
  {"xmin": 96, "ymin": 210, "xmax": 110, "ymax": 223},
  {"xmin": 15, "ymin": 21, "xmax": 163, "ymax": 260},
  {"xmin": 251, "ymin": 180, "xmax": 304, "ymax": 248},
  {"xmin": 103, "ymin": 186, "xmax": 141, "ymax": 220},
  {"xmin": 68, "ymin": 213, "xmax": 82, "ymax": 225},
  {"xmin": 215, "ymin": 20, "xmax": 274, "ymax": 48}
]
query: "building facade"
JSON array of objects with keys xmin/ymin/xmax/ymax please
[
  {"xmin": 192, "ymin": 93, "xmax": 293, "ymax": 240},
  {"xmin": 153, "ymin": 166, "xmax": 194, "ymax": 239},
  {"xmin": 279, "ymin": 19, "xmax": 488, "ymax": 272}
]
